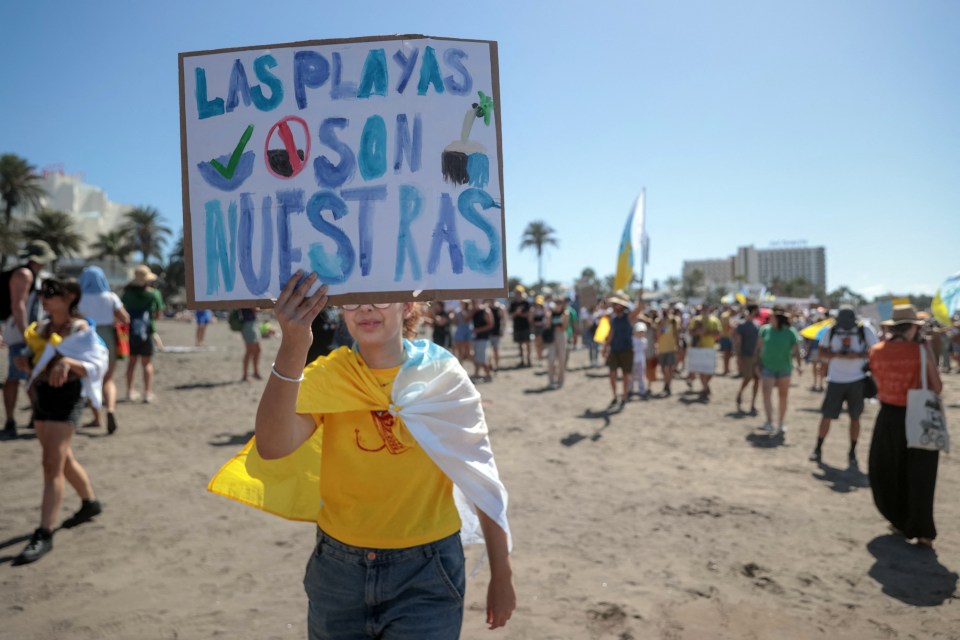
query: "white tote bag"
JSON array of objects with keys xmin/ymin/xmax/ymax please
[{"xmin": 905, "ymin": 345, "xmax": 949, "ymax": 453}]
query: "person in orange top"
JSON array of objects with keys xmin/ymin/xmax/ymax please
[{"xmin": 868, "ymin": 305, "xmax": 943, "ymax": 548}]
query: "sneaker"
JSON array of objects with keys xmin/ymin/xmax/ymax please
[
  {"xmin": 777, "ymin": 424, "xmax": 787, "ymax": 436},
  {"xmin": 62, "ymin": 499, "xmax": 102, "ymax": 529},
  {"xmin": 808, "ymin": 449, "xmax": 822, "ymax": 463},
  {"xmin": 107, "ymin": 412, "xmax": 118, "ymax": 436},
  {"xmin": 144, "ymin": 392, "xmax": 156, "ymax": 404},
  {"xmin": 2, "ymin": 418, "xmax": 15, "ymax": 437},
  {"xmin": 126, "ymin": 390, "xmax": 141, "ymax": 402},
  {"xmin": 15, "ymin": 528, "xmax": 53, "ymax": 565},
  {"xmin": 760, "ymin": 422, "xmax": 775, "ymax": 434},
  {"xmin": 848, "ymin": 452, "xmax": 859, "ymax": 468}
]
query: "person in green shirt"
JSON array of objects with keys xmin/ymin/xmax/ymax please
[
  {"xmin": 121, "ymin": 266, "xmax": 164, "ymax": 403},
  {"xmin": 755, "ymin": 307, "xmax": 803, "ymax": 435}
]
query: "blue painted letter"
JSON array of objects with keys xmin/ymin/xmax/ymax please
[
  {"xmin": 443, "ymin": 49, "xmax": 472, "ymax": 95},
  {"xmin": 225, "ymin": 59, "xmax": 252, "ymax": 112},
  {"xmin": 458, "ymin": 189, "xmax": 501, "ymax": 274},
  {"xmin": 358, "ymin": 115, "xmax": 387, "ymax": 181},
  {"xmin": 251, "ymin": 54, "xmax": 284, "ymax": 111},
  {"xmin": 392, "ymin": 48, "xmax": 419, "ymax": 94},
  {"xmin": 331, "ymin": 52, "xmax": 358, "ymax": 100},
  {"xmin": 238, "ymin": 193, "xmax": 273, "ymax": 295},
  {"xmin": 306, "ymin": 191, "xmax": 355, "ymax": 284},
  {"xmin": 313, "ymin": 118, "xmax": 356, "ymax": 188},
  {"xmin": 293, "ymin": 51, "xmax": 330, "ymax": 109},
  {"xmin": 395, "ymin": 185, "xmax": 423, "ymax": 282},
  {"xmin": 393, "ymin": 114, "xmax": 422, "ymax": 173},
  {"xmin": 427, "ymin": 193, "xmax": 463, "ymax": 274},
  {"xmin": 417, "ymin": 46, "xmax": 445, "ymax": 96},
  {"xmin": 342, "ymin": 186, "xmax": 387, "ymax": 277},
  {"xmin": 196, "ymin": 67, "xmax": 224, "ymax": 119},
  {"xmin": 276, "ymin": 189, "xmax": 305, "ymax": 286},
  {"xmin": 204, "ymin": 199, "xmax": 237, "ymax": 294},
  {"xmin": 357, "ymin": 49, "xmax": 388, "ymax": 98}
]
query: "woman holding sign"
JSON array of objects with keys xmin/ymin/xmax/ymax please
[{"xmin": 209, "ymin": 271, "xmax": 515, "ymax": 637}]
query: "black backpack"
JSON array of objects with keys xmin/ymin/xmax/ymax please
[{"xmin": 827, "ymin": 322, "xmax": 869, "ymax": 354}]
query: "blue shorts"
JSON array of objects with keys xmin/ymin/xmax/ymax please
[
  {"xmin": 761, "ymin": 368, "xmax": 792, "ymax": 379},
  {"xmin": 719, "ymin": 337, "xmax": 733, "ymax": 352},
  {"xmin": 304, "ymin": 529, "xmax": 464, "ymax": 639},
  {"xmin": 195, "ymin": 310, "xmax": 212, "ymax": 325},
  {"xmin": 6, "ymin": 343, "xmax": 29, "ymax": 381}
]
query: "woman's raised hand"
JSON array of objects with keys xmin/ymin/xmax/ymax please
[{"xmin": 273, "ymin": 271, "xmax": 328, "ymax": 347}]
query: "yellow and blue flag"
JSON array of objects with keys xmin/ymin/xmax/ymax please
[
  {"xmin": 614, "ymin": 191, "xmax": 648, "ymax": 292},
  {"xmin": 933, "ymin": 272, "xmax": 960, "ymax": 326}
]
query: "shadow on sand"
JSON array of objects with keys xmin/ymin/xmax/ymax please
[
  {"xmin": 811, "ymin": 461, "xmax": 870, "ymax": 493},
  {"xmin": 867, "ymin": 534, "xmax": 958, "ymax": 606},
  {"xmin": 745, "ymin": 431, "xmax": 787, "ymax": 448},
  {"xmin": 209, "ymin": 430, "xmax": 255, "ymax": 447}
]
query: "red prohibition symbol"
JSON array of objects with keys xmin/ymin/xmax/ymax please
[{"xmin": 264, "ymin": 115, "xmax": 311, "ymax": 179}]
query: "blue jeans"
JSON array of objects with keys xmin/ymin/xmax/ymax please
[{"xmin": 304, "ymin": 529, "xmax": 465, "ymax": 640}]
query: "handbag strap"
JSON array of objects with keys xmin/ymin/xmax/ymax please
[{"xmin": 919, "ymin": 342, "xmax": 928, "ymax": 391}]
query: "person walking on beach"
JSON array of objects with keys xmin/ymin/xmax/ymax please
[
  {"xmin": 508, "ymin": 286, "xmax": 532, "ymax": 367},
  {"xmin": 426, "ymin": 301, "xmax": 453, "ymax": 350},
  {"xmin": 719, "ymin": 305, "xmax": 734, "ymax": 375},
  {"xmin": 121, "ymin": 265, "xmax": 163, "ymax": 403},
  {"xmin": 14, "ymin": 277, "xmax": 108, "ymax": 565},
  {"xmin": 487, "ymin": 298, "xmax": 505, "ymax": 372},
  {"xmin": 809, "ymin": 305, "xmax": 878, "ymax": 466},
  {"xmin": 688, "ymin": 305, "xmax": 721, "ymax": 401},
  {"xmin": 2, "ymin": 240, "xmax": 55, "ymax": 437},
  {"xmin": 602, "ymin": 293, "xmax": 644, "ymax": 406},
  {"xmin": 531, "ymin": 295, "xmax": 548, "ymax": 363},
  {"xmin": 452, "ymin": 300, "xmax": 473, "ymax": 364},
  {"xmin": 194, "ymin": 309, "xmax": 212, "ymax": 347},
  {"xmin": 471, "ymin": 299, "xmax": 495, "ymax": 382},
  {"xmin": 77, "ymin": 266, "xmax": 129, "ymax": 435},
  {"xmin": 546, "ymin": 298, "xmax": 569, "ymax": 388},
  {"xmin": 755, "ymin": 307, "xmax": 802, "ymax": 435},
  {"xmin": 733, "ymin": 304, "xmax": 761, "ymax": 414},
  {"xmin": 655, "ymin": 308, "xmax": 680, "ymax": 396},
  {"xmin": 868, "ymin": 305, "xmax": 943, "ymax": 548},
  {"xmin": 209, "ymin": 272, "xmax": 516, "ymax": 636},
  {"xmin": 631, "ymin": 321, "xmax": 650, "ymax": 399},
  {"xmin": 239, "ymin": 308, "xmax": 262, "ymax": 381}
]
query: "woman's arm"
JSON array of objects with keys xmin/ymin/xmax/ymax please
[
  {"xmin": 113, "ymin": 303, "xmax": 130, "ymax": 325},
  {"xmin": 477, "ymin": 509, "xmax": 516, "ymax": 630},
  {"xmin": 254, "ymin": 273, "xmax": 329, "ymax": 460}
]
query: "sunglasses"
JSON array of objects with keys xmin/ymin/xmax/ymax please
[
  {"xmin": 41, "ymin": 286, "xmax": 65, "ymax": 298},
  {"xmin": 340, "ymin": 303, "xmax": 394, "ymax": 311}
]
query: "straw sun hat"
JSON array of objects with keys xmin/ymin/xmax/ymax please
[
  {"xmin": 881, "ymin": 304, "xmax": 924, "ymax": 327},
  {"xmin": 132, "ymin": 265, "xmax": 158, "ymax": 285}
]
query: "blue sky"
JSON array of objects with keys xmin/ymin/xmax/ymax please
[{"xmin": 3, "ymin": 0, "xmax": 957, "ymax": 297}]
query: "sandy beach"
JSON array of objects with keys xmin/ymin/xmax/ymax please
[{"xmin": 1, "ymin": 317, "xmax": 957, "ymax": 639}]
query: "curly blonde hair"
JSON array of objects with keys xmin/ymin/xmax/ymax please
[{"xmin": 403, "ymin": 303, "xmax": 424, "ymax": 340}]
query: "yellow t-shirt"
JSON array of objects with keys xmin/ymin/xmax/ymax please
[
  {"xmin": 656, "ymin": 318, "xmax": 679, "ymax": 353},
  {"xmin": 720, "ymin": 311, "xmax": 732, "ymax": 339},
  {"xmin": 694, "ymin": 315, "xmax": 722, "ymax": 349},
  {"xmin": 313, "ymin": 366, "xmax": 461, "ymax": 548}
]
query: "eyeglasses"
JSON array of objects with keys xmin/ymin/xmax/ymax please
[
  {"xmin": 41, "ymin": 286, "xmax": 64, "ymax": 298},
  {"xmin": 340, "ymin": 303, "xmax": 394, "ymax": 311}
]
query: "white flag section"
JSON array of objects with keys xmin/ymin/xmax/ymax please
[{"xmin": 179, "ymin": 35, "xmax": 506, "ymax": 308}]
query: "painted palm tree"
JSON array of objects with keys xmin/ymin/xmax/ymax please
[
  {"xmin": 0, "ymin": 154, "xmax": 46, "ymax": 266},
  {"xmin": 20, "ymin": 209, "xmax": 84, "ymax": 271},
  {"xmin": 519, "ymin": 220, "xmax": 558, "ymax": 286},
  {"xmin": 124, "ymin": 206, "xmax": 172, "ymax": 263},
  {"xmin": 90, "ymin": 228, "xmax": 134, "ymax": 273}
]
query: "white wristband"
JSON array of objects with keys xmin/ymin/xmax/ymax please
[{"xmin": 271, "ymin": 363, "xmax": 304, "ymax": 383}]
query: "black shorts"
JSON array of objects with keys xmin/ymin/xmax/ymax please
[
  {"xmin": 130, "ymin": 335, "xmax": 155, "ymax": 357},
  {"xmin": 607, "ymin": 349, "xmax": 634, "ymax": 374},
  {"xmin": 821, "ymin": 380, "xmax": 865, "ymax": 420},
  {"xmin": 33, "ymin": 379, "xmax": 86, "ymax": 425}
]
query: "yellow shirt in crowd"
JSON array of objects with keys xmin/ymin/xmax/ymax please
[
  {"xmin": 692, "ymin": 315, "xmax": 722, "ymax": 349},
  {"xmin": 656, "ymin": 318, "xmax": 679, "ymax": 353}
]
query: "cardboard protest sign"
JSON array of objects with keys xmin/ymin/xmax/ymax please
[
  {"xmin": 686, "ymin": 347, "xmax": 717, "ymax": 375},
  {"xmin": 179, "ymin": 35, "xmax": 506, "ymax": 309}
]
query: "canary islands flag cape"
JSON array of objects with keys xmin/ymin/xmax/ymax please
[
  {"xmin": 26, "ymin": 323, "xmax": 109, "ymax": 410},
  {"xmin": 209, "ymin": 339, "xmax": 511, "ymax": 550}
]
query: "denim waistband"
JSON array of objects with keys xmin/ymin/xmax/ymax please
[{"xmin": 315, "ymin": 527, "xmax": 461, "ymax": 565}]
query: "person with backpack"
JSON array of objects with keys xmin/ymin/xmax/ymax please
[
  {"xmin": 2, "ymin": 240, "xmax": 56, "ymax": 437},
  {"xmin": 809, "ymin": 305, "xmax": 878, "ymax": 466},
  {"xmin": 121, "ymin": 266, "xmax": 164, "ymax": 403}
]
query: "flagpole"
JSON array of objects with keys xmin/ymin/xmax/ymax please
[{"xmin": 638, "ymin": 188, "xmax": 646, "ymax": 290}]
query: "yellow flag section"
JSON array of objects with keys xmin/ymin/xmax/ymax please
[
  {"xmin": 594, "ymin": 315, "xmax": 612, "ymax": 344},
  {"xmin": 613, "ymin": 193, "xmax": 645, "ymax": 291},
  {"xmin": 800, "ymin": 318, "xmax": 834, "ymax": 340},
  {"xmin": 932, "ymin": 272, "xmax": 960, "ymax": 326}
]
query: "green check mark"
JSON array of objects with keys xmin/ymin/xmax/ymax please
[{"xmin": 209, "ymin": 124, "xmax": 254, "ymax": 179}]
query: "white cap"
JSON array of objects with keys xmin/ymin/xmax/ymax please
[{"xmin": 633, "ymin": 322, "xmax": 647, "ymax": 332}]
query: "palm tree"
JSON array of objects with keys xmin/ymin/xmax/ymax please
[
  {"xmin": 20, "ymin": 209, "xmax": 84, "ymax": 271},
  {"xmin": 124, "ymin": 206, "xmax": 172, "ymax": 263},
  {"xmin": 90, "ymin": 228, "xmax": 134, "ymax": 273},
  {"xmin": 0, "ymin": 154, "xmax": 46, "ymax": 266},
  {"xmin": 519, "ymin": 220, "xmax": 558, "ymax": 285},
  {"xmin": 664, "ymin": 276, "xmax": 680, "ymax": 294}
]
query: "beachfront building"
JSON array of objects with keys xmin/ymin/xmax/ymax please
[
  {"xmin": 684, "ymin": 244, "xmax": 827, "ymax": 291},
  {"xmin": 9, "ymin": 166, "xmax": 134, "ymax": 285}
]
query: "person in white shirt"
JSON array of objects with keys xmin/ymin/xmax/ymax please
[
  {"xmin": 77, "ymin": 267, "xmax": 130, "ymax": 434},
  {"xmin": 809, "ymin": 305, "xmax": 878, "ymax": 466},
  {"xmin": 631, "ymin": 322, "xmax": 649, "ymax": 398}
]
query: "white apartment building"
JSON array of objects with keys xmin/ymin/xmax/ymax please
[{"xmin": 685, "ymin": 244, "xmax": 827, "ymax": 291}]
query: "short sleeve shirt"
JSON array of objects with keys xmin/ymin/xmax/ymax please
[{"xmin": 758, "ymin": 325, "xmax": 799, "ymax": 374}]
